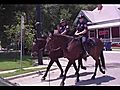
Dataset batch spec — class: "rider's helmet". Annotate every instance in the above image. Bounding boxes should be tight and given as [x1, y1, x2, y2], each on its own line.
[60, 19, 65, 23]
[78, 14, 84, 19]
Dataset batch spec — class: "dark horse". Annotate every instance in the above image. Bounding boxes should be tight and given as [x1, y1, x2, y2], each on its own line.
[31, 32, 86, 81]
[45, 34, 106, 86]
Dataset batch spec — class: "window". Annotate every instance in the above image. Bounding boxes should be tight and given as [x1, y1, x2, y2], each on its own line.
[98, 28, 110, 39]
[90, 30, 96, 38]
[111, 27, 119, 38]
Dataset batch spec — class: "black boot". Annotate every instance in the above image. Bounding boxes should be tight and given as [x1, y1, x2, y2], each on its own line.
[82, 44, 89, 61]
[78, 38, 89, 60]
[83, 50, 89, 61]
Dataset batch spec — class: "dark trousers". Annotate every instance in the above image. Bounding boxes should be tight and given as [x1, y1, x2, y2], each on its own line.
[78, 36, 88, 55]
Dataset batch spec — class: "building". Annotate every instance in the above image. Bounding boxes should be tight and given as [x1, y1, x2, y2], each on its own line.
[74, 4, 120, 44]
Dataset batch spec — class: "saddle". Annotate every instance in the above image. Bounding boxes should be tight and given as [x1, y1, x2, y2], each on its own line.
[73, 36, 97, 51]
[86, 38, 97, 48]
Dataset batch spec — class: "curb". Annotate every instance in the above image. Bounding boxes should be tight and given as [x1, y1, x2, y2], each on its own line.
[5, 67, 58, 81]
[0, 65, 48, 74]
[103, 51, 120, 53]
[0, 77, 18, 86]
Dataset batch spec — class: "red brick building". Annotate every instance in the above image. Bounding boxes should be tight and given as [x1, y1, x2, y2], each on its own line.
[74, 4, 120, 44]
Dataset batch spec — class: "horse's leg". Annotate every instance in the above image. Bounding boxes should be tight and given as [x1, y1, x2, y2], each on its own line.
[41, 59, 54, 81]
[75, 58, 86, 75]
[72, 61, 80, 84]
[98, 59, 105, 74]
[99, 50, 106, 74]
[73, 61, 78, 75]
[55, 59, 64, 77]
[78, 58, 86, 70]
[74, 61, 80, 84]
[91, 60, 99, 79]
[60, 61, 73, 86]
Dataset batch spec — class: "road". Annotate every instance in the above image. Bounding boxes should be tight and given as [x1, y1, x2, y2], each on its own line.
[9, 51, 120, 86]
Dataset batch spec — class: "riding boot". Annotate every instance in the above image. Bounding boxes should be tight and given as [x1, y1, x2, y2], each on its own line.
[82, 43, 89, 61]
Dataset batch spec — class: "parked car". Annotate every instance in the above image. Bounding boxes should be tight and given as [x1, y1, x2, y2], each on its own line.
[112, 43, 120, 47]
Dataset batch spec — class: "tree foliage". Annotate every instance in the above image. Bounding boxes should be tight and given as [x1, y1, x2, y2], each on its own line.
[0, 4, 97, 52]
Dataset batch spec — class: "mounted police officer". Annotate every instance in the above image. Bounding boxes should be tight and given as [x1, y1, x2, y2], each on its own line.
[54, 19, 69, 35]
[74, 14, 89, 60]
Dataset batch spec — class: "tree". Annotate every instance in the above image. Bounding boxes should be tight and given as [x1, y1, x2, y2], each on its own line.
[0, 4, 36, 51]
[0, 4, 97, 52]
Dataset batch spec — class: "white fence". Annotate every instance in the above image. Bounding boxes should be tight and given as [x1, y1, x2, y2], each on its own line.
[102, 38, 120, 44]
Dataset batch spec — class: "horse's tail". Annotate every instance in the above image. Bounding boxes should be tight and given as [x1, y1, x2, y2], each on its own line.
[100, 50, 106, 69]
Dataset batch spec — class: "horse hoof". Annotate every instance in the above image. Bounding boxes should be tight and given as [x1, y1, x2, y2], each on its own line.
[100, 69, 105, 74]
[41, 77, 45, 81]
[76, 79, 79, 83]
[102, 71, 105, 74]
[60, 82, 65, 86]
[81, 66, 87, 70]
[91, 76, 95, 80]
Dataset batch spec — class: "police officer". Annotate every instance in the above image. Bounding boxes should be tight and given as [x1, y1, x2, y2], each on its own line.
[54, 19, 69, 35]
[74, 15, 89, 60]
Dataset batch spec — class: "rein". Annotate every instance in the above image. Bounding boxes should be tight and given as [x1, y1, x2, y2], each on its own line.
[48, 47, 61, 53]
[37, 38, 46, 40]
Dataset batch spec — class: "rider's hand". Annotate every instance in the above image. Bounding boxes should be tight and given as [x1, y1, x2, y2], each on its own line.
[73, 35, 78, 38]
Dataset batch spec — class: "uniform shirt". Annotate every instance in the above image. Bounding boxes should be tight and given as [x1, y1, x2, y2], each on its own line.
[58, 23, 69, 34]
[76, 21, 88, 37]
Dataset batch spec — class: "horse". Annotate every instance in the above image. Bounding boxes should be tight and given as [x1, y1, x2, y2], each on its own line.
[45, 34, 106, 86]
[31, 32, 86, 81]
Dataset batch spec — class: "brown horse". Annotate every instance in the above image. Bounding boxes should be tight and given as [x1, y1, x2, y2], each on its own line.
[45, 34, 106, 86]
[31, 33, 86, 81]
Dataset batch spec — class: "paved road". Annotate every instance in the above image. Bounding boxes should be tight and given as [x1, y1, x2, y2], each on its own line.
[9, 51, 120, 86]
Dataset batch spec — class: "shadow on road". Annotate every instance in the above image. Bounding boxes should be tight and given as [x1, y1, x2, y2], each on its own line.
[73, 75, 115, 86]
[42, 72, 93, 82]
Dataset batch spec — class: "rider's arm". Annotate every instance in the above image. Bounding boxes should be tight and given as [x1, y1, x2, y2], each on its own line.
[74, 24, 88, 36]
[57, 25, 60, 31]
[75, 29, 87, 35]
[61, 25, 69, 35]
[54, 25, 59, 34]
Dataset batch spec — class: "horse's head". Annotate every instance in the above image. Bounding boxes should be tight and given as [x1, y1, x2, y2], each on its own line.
[45, 34, 73, 53]
[44, 34, 56, 53]
[31, 37, 46, 58]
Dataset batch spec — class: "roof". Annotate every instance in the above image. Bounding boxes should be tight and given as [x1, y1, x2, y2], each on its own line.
[74, 4, 120, 24]
[92, 4, 120, 23]
[88, 21, 120, 29]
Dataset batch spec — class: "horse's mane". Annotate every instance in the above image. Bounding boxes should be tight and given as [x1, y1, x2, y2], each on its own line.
[52, 34, 73, 39]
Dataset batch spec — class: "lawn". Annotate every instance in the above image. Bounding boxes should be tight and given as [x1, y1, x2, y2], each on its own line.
[0, 52, 34, 71]
[0, 51, 48, 78]
[0, 67, 47, 78]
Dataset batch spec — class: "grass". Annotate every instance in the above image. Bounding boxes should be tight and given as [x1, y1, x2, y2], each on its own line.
[0, 60, 33, 71]
[0, 52, 34, 71]
[0, 67, 47, 78]
[0, 52, 48, 78]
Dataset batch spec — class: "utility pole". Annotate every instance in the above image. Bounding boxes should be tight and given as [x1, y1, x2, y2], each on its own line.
[36, 4, 43, 65]
[20, 14, 24, 70]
